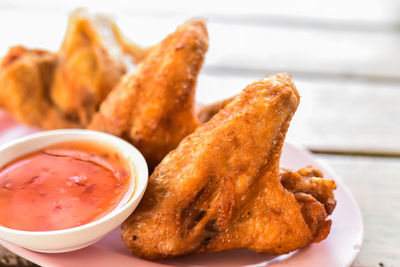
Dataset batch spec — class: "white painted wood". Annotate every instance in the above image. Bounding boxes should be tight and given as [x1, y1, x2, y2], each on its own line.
[196, 74, 400, 154]
[1, 2, 400, 79]
[1, 0, 400, 24]
[0, 2, 398, 265]
[316, 154, 400, 267]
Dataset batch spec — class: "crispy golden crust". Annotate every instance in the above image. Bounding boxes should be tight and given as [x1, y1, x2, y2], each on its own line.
[198, 100, 337, 242]
[121, 73, 336, 260]
[0, 46, 79, 129]
[280, 166, 337, 216]
[0, 9, 150, 129]
[280, 166, 337, 242]
[89, 19, 208, 169]
[50, 8, 127, 125]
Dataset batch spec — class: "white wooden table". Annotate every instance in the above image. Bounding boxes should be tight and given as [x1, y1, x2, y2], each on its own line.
[0, 0, 399, 266]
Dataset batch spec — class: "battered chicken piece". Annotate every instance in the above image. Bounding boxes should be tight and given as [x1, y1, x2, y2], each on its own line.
[89, 19, 208, 169]
[280, 166, 337, 217]
[0, 46, 78, 129]
[121, 73, 336, 260]
[199, 100, 338, 222]
[197, 98, 338, 213]
[50, 8, 127, 125]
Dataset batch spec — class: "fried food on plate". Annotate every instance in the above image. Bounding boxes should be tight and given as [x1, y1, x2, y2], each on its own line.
[89, 19, 208, 169]
[280, 166, 336, 242]
[280, 166, 337, 217]
[50, 8, 128, 125]
[0, 46, 79, 129]
[198, 99, 339, 217]
[0, 8, 148, 129]
[121, 73, 336, 260]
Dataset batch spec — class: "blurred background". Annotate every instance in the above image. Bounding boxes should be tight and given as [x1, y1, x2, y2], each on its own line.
[0, 0, 399, 266]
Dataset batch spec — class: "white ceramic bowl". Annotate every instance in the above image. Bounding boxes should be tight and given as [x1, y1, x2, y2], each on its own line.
[0, 129, 148, 253]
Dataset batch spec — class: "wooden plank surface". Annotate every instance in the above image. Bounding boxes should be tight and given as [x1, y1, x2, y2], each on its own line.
[0, 247, 35, 266]
[2, 0, 400, 25]
[197, 74, 400, 154]
[0, 10, 399, 153]
[1, 2, 400, 80]
[0, 0, 398, 156]
[316, 154, 400, 267]
[0, 0, 399, 266]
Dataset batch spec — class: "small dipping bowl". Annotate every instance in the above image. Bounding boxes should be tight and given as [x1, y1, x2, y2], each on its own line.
[0, 129, 148, 253]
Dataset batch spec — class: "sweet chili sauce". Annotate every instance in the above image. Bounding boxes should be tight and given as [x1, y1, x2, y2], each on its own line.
[0, 141, 131, 231]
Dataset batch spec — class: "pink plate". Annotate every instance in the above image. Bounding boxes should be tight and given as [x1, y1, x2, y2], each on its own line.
[0, 110, 363, 267]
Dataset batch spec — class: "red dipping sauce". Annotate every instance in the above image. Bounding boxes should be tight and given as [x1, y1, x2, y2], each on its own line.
[0, 141, 131, 231]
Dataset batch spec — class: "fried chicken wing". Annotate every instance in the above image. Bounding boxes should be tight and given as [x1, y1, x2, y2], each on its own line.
[89, 19, 208, 169]
[50, 8, 128, 125]
[121, 73, 336, 260]
[0, 46, 79, 129]
[280, 166, 337, 217]
[198, 101, 338, 220]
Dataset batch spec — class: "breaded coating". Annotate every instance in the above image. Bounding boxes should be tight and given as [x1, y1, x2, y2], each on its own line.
[121, 73, 336, 260]
[280, 166, 337, 242]
[198, 99, 338, 233]
[89, 20, 208, 169]
[0, 46, 78, 129]
[280, 166, 337, 216]
[50, 8, 127, 125]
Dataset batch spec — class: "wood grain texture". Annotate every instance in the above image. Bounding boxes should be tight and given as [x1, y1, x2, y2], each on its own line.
[1, 1, 400, 80]
[0, 0, 398, 266]
[3, 8, 398, 154]
[316, 154, 400, 267]
[0, 246, 35, 266]
[2, 0, 400, 24]
[196, 74, 400, 154]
